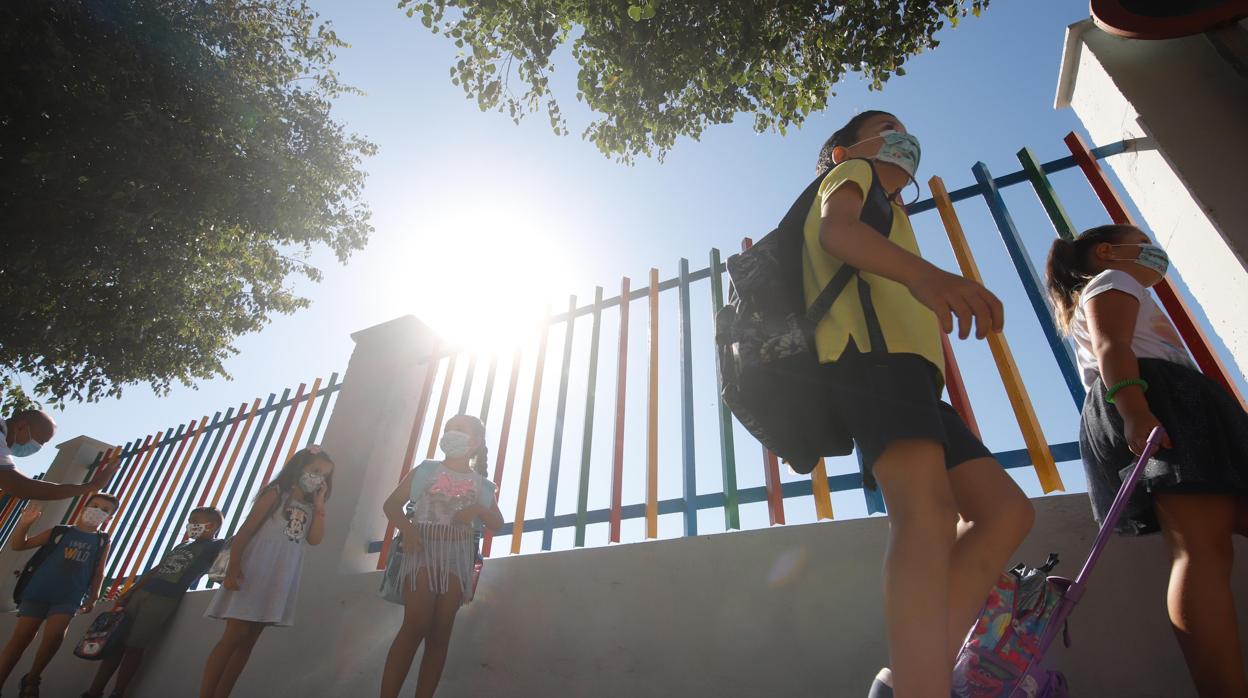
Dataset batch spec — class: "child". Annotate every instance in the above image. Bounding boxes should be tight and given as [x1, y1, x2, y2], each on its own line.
[809, 111, 1034, 698]
[83, 506, 226, 698]
[379, 414, 503, 698]
[198, 446, 333, 698]
[1045, 224, 1248, 696]
[0, 494, 117, 697]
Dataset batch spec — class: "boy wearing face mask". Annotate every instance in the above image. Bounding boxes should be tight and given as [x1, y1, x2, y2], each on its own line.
[84, 507, 225, 698]
[804, 112, 1034, 698]
[0, 494, 117, 696]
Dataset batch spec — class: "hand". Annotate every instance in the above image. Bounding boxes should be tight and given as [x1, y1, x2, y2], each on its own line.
[88, 456, 121, 491]
[451, 506, 481, 527]
[908, 267, 1004, 340]
[223, 568, 244, 591]
[79, 601, 95, 614]
[1121, 410, 1172, 457]
[112, 598, 127, 612]
[18, 503, 42, 527]
[313, 483, 328, 509]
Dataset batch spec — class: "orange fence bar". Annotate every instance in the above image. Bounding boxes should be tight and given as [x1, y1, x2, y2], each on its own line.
[511, 313, 551, 554]
[930, 176, 1063, 492]
[645, 268, 660, 539]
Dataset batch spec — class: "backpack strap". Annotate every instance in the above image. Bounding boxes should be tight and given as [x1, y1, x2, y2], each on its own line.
[802, 159, 896, 353]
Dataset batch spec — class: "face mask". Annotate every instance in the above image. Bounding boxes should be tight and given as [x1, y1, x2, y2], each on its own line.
[186, 523, 210, 538]
[80, 507, 110, 527]
[848, 130, 921, 181]
[299, 472, 325, 493]
[1112, 243, 1169, 277]
[10, 439, 41, 458]
[439, 431, 475, 459]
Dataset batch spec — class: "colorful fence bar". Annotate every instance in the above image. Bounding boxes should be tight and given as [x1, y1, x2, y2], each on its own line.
[80, 376, 341, 597]
[930, 175, 1064, 493]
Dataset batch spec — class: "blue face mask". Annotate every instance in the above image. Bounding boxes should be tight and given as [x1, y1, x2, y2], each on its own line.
[1112, 243, 1169, 277]
[10, 440, 41, 458]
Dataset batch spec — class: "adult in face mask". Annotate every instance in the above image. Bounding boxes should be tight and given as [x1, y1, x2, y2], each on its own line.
[0, 409, 121, 501]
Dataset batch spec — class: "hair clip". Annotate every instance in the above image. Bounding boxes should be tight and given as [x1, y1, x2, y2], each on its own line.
[307, 444, 322, 454]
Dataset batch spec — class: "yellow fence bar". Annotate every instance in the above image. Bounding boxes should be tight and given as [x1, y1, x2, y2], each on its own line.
[810, 459, 835, 521]
[424, 356, 457, 460]
[511, 312, 552, 554]
[929, 176, 1064, 492]
[645, 268, 660, 539]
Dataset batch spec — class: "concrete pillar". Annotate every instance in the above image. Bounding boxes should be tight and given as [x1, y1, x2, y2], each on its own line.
[0, 435, 113, 611]
[305, 314, 440, 575]
[1056, 19, 1248, 382]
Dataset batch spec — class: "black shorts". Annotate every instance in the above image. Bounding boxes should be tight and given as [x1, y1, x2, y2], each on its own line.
[820, 345, 992, 490]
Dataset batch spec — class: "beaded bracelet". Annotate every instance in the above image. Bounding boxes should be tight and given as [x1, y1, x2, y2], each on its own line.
[1105, 378, 1149, 404]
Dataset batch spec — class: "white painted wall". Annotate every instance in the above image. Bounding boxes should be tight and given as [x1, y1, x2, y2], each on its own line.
[1056, 19, 1248, 384]
[0, 493, 1241, 697]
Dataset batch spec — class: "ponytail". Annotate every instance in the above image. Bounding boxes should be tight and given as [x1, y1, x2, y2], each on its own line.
[1044, 224, 1139, 334]
[473, 443, 490, 479]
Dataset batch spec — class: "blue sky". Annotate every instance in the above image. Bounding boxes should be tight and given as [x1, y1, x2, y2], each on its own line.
[17, 1, 1247, 550]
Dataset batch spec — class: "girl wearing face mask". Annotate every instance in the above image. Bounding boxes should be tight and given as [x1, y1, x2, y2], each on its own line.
[379, 414, 503, 698]
[199, 446, 334, 698]
[0, 493, 116, 696]
[1047, 224, 1248, 695]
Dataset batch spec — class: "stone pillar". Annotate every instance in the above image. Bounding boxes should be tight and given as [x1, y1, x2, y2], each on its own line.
[306, 314, 441, 576]
[1056, 18, 1248, 383]
[0, 435, 113, 611]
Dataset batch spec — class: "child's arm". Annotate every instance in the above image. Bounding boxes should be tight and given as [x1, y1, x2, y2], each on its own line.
[8, 504, 52, 551]
[382, 470, 423, 551]
[819, 185, 1004, 340]
[81, 538, 110, 614]
[306, 485, 328, 546]
[223, 486, 279, 590]
[1086, 290, 1174, 455]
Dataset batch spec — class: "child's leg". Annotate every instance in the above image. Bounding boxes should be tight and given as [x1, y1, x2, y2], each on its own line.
[1154, 492, 1248, 697]
[873, 438, 958, 698]
[414, 577, 464, 698]
[112, 647, 145, 695]
[199, 620, 264, 698]
[0, 617, 43, 685]
[211, 620, 264, 698]
[26, 612, 72, 680]
[380, 569, 437, 698]
[945, 457, 1034, 660]
[87, 650, 124, 696]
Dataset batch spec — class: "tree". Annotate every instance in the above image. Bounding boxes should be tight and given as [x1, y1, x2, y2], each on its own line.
[400, 0, 987, 163]
[0, 0, 376, 413]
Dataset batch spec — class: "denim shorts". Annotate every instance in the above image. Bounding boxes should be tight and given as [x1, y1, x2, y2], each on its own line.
[17, 598, 81, 619]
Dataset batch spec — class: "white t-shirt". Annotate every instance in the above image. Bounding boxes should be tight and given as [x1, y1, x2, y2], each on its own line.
[0, 421, 15, 470]
[1070, 270, 1194, 389]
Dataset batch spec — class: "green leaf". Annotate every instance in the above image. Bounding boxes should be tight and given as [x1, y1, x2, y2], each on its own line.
[627, 5, 642, 21]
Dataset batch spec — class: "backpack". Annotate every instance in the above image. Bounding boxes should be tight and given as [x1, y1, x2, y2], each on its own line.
[953, 554, 1071, 698]
[73, 609, 129, 661]
[715, 159, 895, 474]
[13, 525, 109, 605]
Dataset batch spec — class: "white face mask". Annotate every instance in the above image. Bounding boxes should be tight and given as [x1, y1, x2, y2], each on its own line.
[186, 523, 210, 538]
[80, 507, 110, 528]
[1111, 243, 1169, 277]
[439, 431, 475, 459]
[299, 472, 325, 493]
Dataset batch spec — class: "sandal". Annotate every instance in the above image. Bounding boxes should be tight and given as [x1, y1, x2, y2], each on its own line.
[18, 674, 39, 698]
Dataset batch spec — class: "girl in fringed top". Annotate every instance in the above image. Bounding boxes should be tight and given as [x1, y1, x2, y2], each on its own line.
[379, 414, 502, 698]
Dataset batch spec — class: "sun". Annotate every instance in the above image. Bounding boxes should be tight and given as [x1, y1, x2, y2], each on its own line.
[389, 194, 581, 355]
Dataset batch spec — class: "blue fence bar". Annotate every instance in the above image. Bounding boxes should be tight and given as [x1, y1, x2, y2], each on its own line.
[541, 296, 578, 551]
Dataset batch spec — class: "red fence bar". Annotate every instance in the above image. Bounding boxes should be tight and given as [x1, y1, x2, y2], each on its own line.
[741, 237, 786, 525]
[1064, 131, 1247, 411]
[941, 334, 982, 439]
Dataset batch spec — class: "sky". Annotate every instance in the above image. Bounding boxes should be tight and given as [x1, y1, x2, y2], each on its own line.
[15, 1, 1248, 551]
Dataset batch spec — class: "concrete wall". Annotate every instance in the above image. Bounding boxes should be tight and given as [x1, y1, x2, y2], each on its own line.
[1056, 19, 1248, 383]
[0, 493, 1242, 697]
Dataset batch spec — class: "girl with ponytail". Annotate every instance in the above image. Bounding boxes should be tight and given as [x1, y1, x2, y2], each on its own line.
[378, 414, 502, 698]
[1045, 224, 1248, 695]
